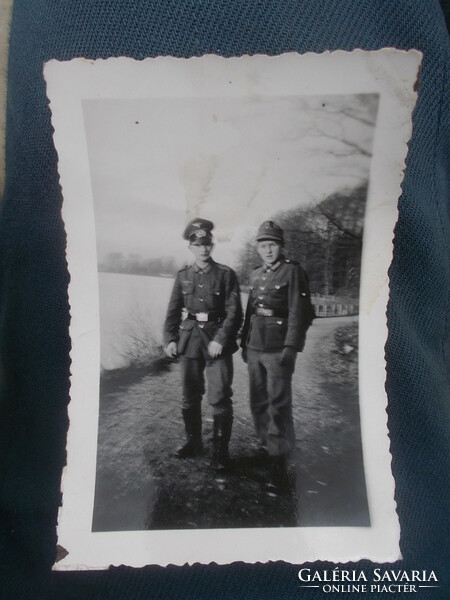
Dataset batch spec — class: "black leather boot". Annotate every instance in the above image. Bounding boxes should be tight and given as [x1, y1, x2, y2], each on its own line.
[175, 408, 203, 458]
[266, 455, 289, 495]
[211, 414, 232, 472]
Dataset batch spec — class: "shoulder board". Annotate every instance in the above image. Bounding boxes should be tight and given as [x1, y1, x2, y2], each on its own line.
[178, 264, 190, 272]
[216, 263, 231, 271]
[284, 258, 299, 265]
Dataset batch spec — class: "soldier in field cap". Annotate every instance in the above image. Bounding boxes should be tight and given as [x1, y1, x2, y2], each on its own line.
[241, 220, 315, 494]
[163, 218, 242, 472]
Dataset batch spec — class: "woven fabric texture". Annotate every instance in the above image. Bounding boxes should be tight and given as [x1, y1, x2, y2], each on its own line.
[0, 1, 449, 598]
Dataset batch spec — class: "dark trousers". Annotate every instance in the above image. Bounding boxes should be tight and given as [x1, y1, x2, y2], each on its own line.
[180, 354, 233, 417]
[247, 349, 296, 456]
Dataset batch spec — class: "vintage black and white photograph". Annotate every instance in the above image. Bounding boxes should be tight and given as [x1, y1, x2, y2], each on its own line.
[44, 51, 420, 568]
[85, 92, 375, 532]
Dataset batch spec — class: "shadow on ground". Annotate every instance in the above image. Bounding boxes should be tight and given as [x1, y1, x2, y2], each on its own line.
[92, 316, 370, 531]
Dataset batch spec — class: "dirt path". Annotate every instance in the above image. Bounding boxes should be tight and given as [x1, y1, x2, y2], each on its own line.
[93, 316, 369, 531]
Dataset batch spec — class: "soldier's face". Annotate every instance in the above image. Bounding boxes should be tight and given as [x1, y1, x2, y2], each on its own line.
[189, 240, 213, 262]
[257, 240, 282, 266]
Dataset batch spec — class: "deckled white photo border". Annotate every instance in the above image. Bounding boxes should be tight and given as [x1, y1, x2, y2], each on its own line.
[44, 50, 421, 569]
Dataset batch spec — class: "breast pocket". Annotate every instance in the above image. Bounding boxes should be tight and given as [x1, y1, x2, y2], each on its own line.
[209, 284, 223, 308]
[270, 281, 288, 308]
[181, 280, 194, 295]
[181, 280, 194, 306]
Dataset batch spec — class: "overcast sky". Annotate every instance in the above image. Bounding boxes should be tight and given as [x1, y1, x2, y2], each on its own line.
[83, 93, 377, 268]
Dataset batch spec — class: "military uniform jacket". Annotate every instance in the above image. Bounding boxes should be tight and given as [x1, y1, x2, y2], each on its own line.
[241, 257, 314, 353]
[163, 259, 242, 358]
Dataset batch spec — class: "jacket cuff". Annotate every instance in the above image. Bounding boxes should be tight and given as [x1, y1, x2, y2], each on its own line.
[213, 328, 227, 347]
[284, 336, 305, 351]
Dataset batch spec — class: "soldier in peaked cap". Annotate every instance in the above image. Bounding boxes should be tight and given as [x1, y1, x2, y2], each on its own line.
[163, 218, 242, 472]
[241, 220, 315, 494]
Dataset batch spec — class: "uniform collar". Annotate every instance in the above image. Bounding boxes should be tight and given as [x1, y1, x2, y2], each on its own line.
[263, 257, 283, 273]
[193, 258, 214, 274]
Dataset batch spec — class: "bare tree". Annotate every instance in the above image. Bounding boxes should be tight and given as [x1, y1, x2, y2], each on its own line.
[299, 94, 378, 160]
[235, 182, 368, 300]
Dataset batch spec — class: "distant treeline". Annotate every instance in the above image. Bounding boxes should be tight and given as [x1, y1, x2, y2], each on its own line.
[236, 183, 367, 300]
[99, 183, 366, 296]
[98, 253, 179, 277]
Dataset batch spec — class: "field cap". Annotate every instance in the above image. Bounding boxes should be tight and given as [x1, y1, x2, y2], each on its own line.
[256, 220, 284, 243]
[183, 218, 214, 242]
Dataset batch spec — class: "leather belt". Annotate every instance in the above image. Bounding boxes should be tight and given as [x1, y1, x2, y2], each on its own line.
[187, 311, 224, 323]
[255, 307, 288, 318]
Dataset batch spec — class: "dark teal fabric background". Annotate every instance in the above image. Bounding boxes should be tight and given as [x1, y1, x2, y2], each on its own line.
[0, 1, 449, 598]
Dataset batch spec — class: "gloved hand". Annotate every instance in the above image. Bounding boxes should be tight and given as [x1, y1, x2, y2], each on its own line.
[280, 346, 297, 369]
[241, 347, 248, 363]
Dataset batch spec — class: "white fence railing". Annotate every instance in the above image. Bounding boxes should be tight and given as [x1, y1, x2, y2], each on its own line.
[311, 295, 359, 317]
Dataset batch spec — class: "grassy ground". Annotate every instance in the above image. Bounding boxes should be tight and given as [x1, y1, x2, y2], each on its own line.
[92, 316, 369, 531]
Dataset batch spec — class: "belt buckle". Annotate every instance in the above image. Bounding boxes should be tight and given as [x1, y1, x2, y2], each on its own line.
[196, 312, 208, 322]
[258, 307, 274, 317]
